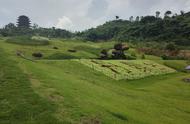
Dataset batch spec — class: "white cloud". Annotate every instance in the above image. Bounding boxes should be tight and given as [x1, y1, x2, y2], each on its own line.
[56, 16, 74, 30]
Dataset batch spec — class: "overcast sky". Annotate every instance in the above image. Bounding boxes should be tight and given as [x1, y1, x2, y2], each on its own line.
[0, 0, 190, 31]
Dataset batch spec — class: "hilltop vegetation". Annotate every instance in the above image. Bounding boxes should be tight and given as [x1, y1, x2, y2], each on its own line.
[1, 11, 190, 47]
[0, 16, 72, 38]
[80, 11, 190, 46]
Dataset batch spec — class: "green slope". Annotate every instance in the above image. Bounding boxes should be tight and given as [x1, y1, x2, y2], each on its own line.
[17, 59, 190, 124]
[0, 39, 190, 124]
[0, 48, 64, 124]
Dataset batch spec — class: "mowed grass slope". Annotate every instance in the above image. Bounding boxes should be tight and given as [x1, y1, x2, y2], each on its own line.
[0, 48, 63, 124]
[19, 59, 190, 124]
[0, 38, 190, 124]
[2, 38, 111, 60]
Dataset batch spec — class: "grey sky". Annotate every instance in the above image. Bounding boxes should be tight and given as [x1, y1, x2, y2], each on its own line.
[0, 0, 190, 31]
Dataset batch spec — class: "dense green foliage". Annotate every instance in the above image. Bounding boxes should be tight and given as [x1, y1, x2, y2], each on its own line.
[80, 11, 190, 46]
[32, 27, 73, 38]
[0, 25, 73, 38]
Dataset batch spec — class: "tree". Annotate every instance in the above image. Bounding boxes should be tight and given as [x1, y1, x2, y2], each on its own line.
[32, 23, 39, 30]
[116, 16, 119, 20]
[1, 23, 17, 36]
[173, 13, 178, 17]
[17, 15, 31, 29]
[112, 43, 129, 59]
[129, 16, 134, 22]
[164, 11, 172, 18]
[156, 11, 161, 18]
[141, 16, 157, 23]
[135, 16, 140, 22]
[4, 23, 16, 30]
[180, 10, 185, 16]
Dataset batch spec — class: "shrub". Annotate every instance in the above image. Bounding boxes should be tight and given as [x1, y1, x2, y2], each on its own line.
[68, 49, 77, 53]
[32, 53, 43, 58]
[111, 43, 129, 60]
[114, 43, 123, 51]
[114, 43, 129, 51]
[112, 50, 126, 59]
[53, 46, 58, 49]
[100, 49, 108, 59]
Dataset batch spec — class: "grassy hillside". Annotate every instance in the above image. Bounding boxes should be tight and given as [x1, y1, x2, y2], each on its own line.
[14, 57, 190, 124]
[0, 38, 190, 124]
[1, 38, 116, 60]
[6, 36, 50, 46]
[0, 48, 62, 124]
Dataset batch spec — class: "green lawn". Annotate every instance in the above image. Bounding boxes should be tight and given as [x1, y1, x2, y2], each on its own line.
[0, 38, 190, 124]
[0, 48, 62, 124]
[1, 38, 102, 60]
[18, 59, 190, 124]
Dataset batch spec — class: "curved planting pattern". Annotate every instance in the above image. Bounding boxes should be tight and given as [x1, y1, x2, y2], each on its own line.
[75, 59, 176, 80]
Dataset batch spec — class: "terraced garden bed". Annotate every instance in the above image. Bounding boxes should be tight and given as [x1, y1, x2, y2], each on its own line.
[75, 59, 176, 80]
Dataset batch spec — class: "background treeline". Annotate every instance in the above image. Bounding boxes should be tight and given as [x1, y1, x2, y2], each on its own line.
[0, 15, 73, 38]
[0, 25, 72, 38]
[78, 11, 190, 46]
[0, 11, 190, 46]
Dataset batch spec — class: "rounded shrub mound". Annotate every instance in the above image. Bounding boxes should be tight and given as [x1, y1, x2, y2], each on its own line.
[32, 52, 43, 58]
[6, 36, 50, 46]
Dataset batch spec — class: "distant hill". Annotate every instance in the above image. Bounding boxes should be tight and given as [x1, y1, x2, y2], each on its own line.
[80, 12, 190, 46]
